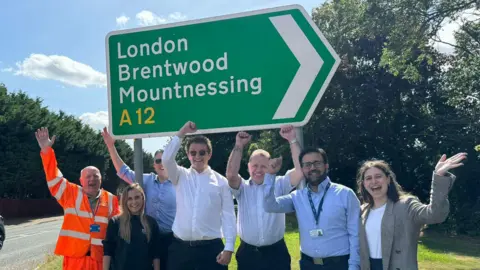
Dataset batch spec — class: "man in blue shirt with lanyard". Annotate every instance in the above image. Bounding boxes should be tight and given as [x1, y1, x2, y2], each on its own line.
[263, 147, 360, 270]
[102, 127, 176, 270]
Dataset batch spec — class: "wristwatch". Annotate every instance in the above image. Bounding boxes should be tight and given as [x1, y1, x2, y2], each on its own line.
[289, 139, 297, 144]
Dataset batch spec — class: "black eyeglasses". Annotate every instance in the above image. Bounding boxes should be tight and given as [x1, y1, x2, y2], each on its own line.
[155, 159, 162, 164]
[189, 150, 207, 156]
[301, 161, 324, 169]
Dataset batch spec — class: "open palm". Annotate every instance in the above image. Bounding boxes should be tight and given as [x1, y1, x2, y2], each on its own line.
[435, 152, 467, 176]
[35, 127, 56, 152]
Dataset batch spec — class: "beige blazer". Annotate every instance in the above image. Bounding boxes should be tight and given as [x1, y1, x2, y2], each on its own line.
[359, 172, 456, 270]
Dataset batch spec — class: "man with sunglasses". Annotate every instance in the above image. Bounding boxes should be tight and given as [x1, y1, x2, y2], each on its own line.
[225, 125, 304, 270]
[101, 127, 176, 270]
[162, 121, 236, 270]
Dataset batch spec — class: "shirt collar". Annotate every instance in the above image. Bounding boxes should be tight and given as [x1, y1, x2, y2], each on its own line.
[86, 189, 101, 200]
[154, 175, 171, 184]
[248, 178, 266, 186]
[190, 166, 212, 175]
[307, 177, 331, 193]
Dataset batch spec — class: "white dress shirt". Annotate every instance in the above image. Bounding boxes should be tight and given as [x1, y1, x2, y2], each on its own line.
[231, 171, 294, 246]
[162, 135, 236, 251]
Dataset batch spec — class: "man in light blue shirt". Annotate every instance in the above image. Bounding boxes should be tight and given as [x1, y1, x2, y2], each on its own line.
[226, 125, 303, 270]
[264, 147, 360, 270]
[102, 127, 176, 270]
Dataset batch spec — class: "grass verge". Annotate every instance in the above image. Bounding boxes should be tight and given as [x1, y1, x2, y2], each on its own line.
[36, 214, 480, 270]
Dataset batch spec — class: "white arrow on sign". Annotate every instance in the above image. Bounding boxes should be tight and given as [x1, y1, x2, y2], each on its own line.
[270, 14, 323, 120]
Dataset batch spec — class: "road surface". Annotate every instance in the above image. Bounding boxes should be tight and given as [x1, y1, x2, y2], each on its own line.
[0, 218, 62, 270]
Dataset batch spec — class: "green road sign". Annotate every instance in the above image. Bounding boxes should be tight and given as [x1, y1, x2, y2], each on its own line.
[106, 4, 340, 139]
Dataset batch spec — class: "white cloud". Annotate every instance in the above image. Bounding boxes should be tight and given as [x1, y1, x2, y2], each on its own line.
[1, 67, 13, 72]
[135, 10, 187, 26]
[168, 12, 187, 21]
[116, 15, 130, 28]
[80, 111, 109, 131]
[79, 111, 170, 154]
[136, 10, 167, 26]
[433, 8, 479, 54]
[12, 53, 106, 88]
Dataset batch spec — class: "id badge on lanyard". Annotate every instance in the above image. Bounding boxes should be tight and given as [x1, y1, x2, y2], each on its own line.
[89, 197, 101, 233]
[308, 182, 330, 238]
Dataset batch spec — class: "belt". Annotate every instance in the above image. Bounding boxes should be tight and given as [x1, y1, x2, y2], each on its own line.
[173, 235, 221, 247]
[240, 238, 285, 251]
[301, 253, 349, 265]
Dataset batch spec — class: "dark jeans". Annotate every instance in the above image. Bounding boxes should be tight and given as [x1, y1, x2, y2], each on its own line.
[236, 238, 291, 270]
[167, 237, 228, 270]
[299, 253, 349, 270]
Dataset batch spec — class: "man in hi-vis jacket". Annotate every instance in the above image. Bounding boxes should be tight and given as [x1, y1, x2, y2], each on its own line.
[35, 127, 119, 270]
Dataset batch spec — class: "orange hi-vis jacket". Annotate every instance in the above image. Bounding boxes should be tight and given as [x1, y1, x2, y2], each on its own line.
[40, 147, 120, 262]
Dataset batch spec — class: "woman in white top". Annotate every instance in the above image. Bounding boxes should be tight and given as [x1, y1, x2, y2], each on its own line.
[356, 153, 466, 270]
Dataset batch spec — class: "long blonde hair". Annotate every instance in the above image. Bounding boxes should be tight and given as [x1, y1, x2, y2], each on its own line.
[118, 183, 151, 243]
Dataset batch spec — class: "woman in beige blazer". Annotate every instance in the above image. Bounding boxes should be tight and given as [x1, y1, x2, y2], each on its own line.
[356, 152, 467, 270]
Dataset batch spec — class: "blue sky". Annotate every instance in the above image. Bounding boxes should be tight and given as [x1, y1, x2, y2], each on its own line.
[0, 0, 325, 154]
[0, 0, 462, 154]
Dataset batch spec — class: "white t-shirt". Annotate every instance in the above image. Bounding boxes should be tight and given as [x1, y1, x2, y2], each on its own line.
[365, 204, 386, 259]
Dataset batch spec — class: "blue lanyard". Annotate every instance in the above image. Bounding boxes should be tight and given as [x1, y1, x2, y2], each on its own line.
[307, 182, 330, 226]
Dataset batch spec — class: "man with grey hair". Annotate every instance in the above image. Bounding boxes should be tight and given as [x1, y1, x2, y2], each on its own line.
[102, 127, 176, 270]
[225, 125, 304, 270]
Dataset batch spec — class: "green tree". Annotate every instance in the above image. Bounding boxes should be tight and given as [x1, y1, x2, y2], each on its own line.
[0, 84, 153, 199]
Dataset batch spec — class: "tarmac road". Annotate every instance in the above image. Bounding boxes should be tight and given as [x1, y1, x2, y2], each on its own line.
[0, 218, 62, 270]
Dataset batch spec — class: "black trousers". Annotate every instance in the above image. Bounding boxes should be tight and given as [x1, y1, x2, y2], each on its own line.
[236, 238, 291, 270]
[299, 253, 349, 270]
[167, 237, 228, 270]
[159, 232, 174, 270]
[369, 258, 383, 270]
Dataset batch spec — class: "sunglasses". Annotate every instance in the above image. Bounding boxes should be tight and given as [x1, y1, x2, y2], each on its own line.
[189, 150, 207, 156]
[155, 159, 162, 164]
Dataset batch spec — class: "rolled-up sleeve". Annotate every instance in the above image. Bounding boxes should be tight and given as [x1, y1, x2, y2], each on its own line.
[229, 176, 245, 199]
[117, 164, 135, 184]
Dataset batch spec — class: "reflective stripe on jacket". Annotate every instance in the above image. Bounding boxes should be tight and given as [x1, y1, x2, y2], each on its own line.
[41, 147, 120, 261]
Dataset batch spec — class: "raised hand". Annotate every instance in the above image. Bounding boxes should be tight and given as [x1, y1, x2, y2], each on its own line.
[35, 127, 56, 152]
[101, 127, 115, 148]
[280, 125, 296, 142]
[178, 121, 197, 136]
[435, 152, 467, 176]
[268, 157, 283, 174]
[235, 132, 251, 148]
